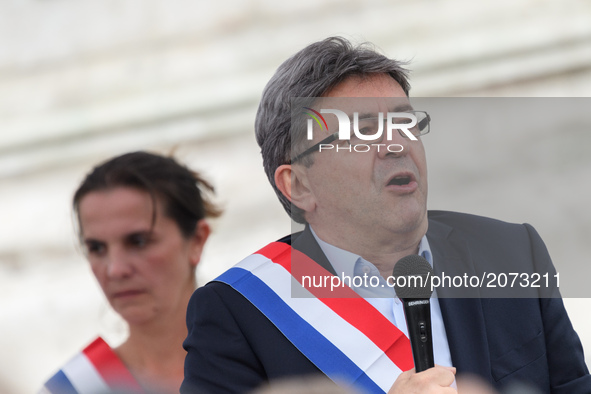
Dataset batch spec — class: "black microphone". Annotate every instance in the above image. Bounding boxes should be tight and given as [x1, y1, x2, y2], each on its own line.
[392, 254, 435, 372]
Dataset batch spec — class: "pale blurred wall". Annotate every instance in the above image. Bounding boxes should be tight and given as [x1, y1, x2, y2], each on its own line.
[1, 0, 590, 392]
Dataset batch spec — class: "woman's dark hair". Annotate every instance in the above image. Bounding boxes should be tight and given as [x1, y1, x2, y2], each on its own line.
[73, 151, 221, 239]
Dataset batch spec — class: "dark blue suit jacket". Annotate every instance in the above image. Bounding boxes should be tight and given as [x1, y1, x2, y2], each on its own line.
[181, 211, 590, 393]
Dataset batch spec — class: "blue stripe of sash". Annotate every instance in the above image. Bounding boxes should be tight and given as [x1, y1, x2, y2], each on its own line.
[216, 267, 385, 394]
[43, 370, 78, 394]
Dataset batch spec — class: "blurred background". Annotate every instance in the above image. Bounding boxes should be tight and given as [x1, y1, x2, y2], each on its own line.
[1, 0, 590, 392]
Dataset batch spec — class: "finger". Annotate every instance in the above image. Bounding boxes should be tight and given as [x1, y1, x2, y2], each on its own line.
[434, 364, 456, 375]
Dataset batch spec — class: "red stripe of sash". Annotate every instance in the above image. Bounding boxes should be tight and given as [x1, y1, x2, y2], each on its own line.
[82, 338, 143, 391]
[255, 242, 413, 372]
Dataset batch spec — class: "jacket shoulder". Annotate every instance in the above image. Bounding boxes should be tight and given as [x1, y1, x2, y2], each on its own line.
[427, 210, 536, 242]
[428, 210, 523, 229]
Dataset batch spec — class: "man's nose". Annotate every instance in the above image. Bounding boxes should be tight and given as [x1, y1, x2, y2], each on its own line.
[376, 128, 412, 160]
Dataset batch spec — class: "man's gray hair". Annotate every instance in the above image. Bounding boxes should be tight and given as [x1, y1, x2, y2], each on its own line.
[255, 36, 411, 223]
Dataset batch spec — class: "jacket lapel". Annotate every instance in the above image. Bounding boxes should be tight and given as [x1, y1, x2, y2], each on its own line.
[427, 217, 492, 382]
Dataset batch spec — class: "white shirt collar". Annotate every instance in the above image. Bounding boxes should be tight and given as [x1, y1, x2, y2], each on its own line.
[309, 225, 434, 275]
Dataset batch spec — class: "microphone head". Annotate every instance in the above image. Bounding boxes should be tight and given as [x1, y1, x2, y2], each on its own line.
[392, 254, 434, 300]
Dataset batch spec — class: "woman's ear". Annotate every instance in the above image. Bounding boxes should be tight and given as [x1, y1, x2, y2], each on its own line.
[188, 219, 211, 267]
[274, 164, 316, 214]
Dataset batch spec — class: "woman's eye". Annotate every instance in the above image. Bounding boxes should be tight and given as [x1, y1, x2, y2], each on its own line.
[128, 234, 149, 248]
[86, 242, 106, 255]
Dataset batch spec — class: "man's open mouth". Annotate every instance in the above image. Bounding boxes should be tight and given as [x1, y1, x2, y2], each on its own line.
[387, 175, 413, 186]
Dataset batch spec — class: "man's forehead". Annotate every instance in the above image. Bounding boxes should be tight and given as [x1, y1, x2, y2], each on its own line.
[311, 73, 410, 113]
[312, 96, 413, 117]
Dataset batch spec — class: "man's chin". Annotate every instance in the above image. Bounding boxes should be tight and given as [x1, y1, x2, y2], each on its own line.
[387, 207, 428, 235]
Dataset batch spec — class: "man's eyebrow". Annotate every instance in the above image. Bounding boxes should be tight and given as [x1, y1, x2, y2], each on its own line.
[355, 112, 376, 120]
[354, 105, 415, 120]
[389, 104, 414, 112]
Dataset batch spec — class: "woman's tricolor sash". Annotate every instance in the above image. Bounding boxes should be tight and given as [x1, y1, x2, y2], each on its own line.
[40, 337, 142, 394]
[215, 241, 413, 394]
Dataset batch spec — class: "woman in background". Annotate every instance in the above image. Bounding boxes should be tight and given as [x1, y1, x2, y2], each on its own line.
[41, 151, 221, 393]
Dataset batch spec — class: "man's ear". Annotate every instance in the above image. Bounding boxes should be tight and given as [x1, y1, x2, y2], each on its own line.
[274, 164, 316, 213]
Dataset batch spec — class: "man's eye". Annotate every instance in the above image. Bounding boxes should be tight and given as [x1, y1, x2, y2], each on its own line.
[392, 117, 412, 124]
[358, 127, 375, 135]
[353, 119, 383, 136]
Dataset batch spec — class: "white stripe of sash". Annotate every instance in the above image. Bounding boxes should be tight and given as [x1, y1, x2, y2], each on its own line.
[61, 353, 110, 394]
[236, 254, 403, 392]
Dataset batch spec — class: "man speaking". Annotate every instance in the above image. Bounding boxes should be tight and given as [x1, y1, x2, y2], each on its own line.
[181, 37, 590, 393]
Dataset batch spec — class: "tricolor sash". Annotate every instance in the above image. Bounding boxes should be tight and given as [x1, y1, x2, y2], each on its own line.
[40, 337, 142, 394]
[215, 241, 413, 394]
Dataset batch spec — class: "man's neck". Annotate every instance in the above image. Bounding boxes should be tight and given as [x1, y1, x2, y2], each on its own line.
[310, 221, 427, 280]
